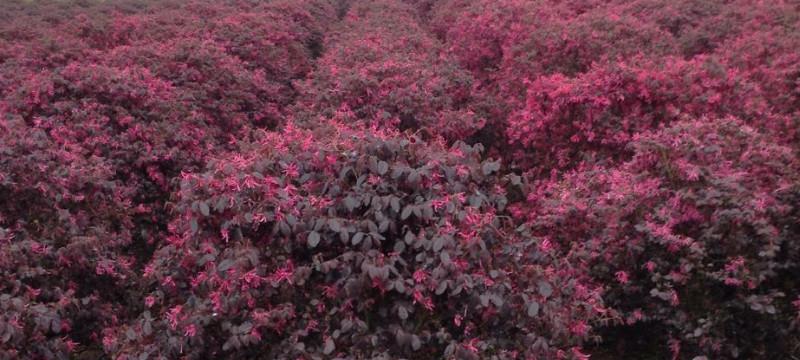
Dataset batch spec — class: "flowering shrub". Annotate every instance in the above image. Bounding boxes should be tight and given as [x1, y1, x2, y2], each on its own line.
[525, 117, 800, 358]
[715, 24, 800, 143]
[2, 0, 800, 358]
[298, 0, 487, 141]
[1, 0, 336, 358]
[500, 5, 677, 79]
[0, 108, 136, 359]
[428, 0, 675, 82]
[428, 0, 535, 78]
[618, 0, 800, 57]
[104, 120, 605, 358]
[505, 56, 771, 170]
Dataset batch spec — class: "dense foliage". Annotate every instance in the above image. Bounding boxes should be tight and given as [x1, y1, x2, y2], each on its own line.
[0, 0, 798, 359]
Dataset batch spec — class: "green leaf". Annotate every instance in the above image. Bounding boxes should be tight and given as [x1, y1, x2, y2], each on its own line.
[308, 231, 321, 248]
[323, 338, 335, 355]
[411, 335, 421, 351]
[218, 259, 235, 272]
[482, 160, 501, 175]
[199, 201, 210, 217]
[393, 240, 406, 253]
[407, 170, 420, 185]
[440, 251, 451, 264]
[435, 280, 448, 295]
[401, 205, 414, 220]
[538, 280, 553, 298]
[527, 301, 540, 317]
[398, 306, 408, 320]
[352, 232, 365, 246]
[343, 196, 359, 212]
[404, 231, 415, 245]
[328, 219, 341, 232]
[433, 237, 445, 252]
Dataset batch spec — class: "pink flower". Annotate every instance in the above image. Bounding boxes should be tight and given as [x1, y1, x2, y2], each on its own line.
[724, 257, 745, 272]
[184, 324, 197, 337]
[615, 271, 629, 284]
[283, 163, 299, 178]
[241, 270, 263, 290]
[102, 333, 116, 350]
[144, 296, 156, 308]
[412, 269, 428, 284]
[269, 261, 294, 285]
[322, 285, 338, 299]
[30, 241, 47, 254]
[367, 174, 381, 185]
[540, 238, 553, 252]
[143, 264, 155, 278]
[412, 290, 434, 311]
[669, 338, 681, 360]
[26, 286, 41, 298]
[571, 347, 591, 360]
[166, 305, 183, 330]
[305, 319, 319, 333]
[63, 337, 79, 353]
[250, 327, 262, 342]
[431, 197, 448, 211]
[644, 261, 657, 272]
[570, 321, 589, 337]
[463, 338, 480, 353]
[669, 290, 680, 306]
